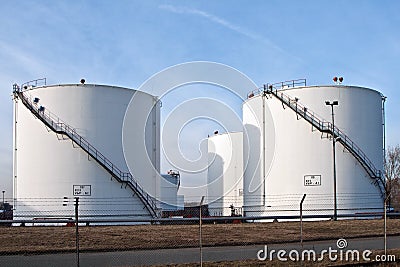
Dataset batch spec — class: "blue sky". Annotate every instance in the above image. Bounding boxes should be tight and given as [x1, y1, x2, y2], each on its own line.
[1, 1, 399, 200]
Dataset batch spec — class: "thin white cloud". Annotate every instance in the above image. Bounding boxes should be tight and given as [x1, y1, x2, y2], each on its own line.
[0, 41, 50, 76]
[159, 4, 287, 54]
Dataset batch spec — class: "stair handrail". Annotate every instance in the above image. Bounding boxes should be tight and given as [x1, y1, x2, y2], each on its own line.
[262, 84, 385, 197]
[13, 84, 159, 217]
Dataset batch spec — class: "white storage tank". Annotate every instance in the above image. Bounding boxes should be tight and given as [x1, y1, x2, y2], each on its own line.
[13, 81, 160, 221]
[207, 132, 243, 216]
[243, 82, 384, 219]
[160, 170, 181, 211]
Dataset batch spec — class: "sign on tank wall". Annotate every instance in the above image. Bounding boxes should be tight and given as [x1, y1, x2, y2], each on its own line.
[73, 185, 92, 196]
[304, 175, 321, 186]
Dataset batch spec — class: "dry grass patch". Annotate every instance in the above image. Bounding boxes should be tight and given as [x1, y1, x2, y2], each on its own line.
[0, 219, 399, 254]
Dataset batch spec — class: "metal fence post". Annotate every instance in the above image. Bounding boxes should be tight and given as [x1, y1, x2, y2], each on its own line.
[199, 196, 205, 267]
[300, 194, 306, 248]
[75, 197, 80, 267]
[384, 192, 391, 257]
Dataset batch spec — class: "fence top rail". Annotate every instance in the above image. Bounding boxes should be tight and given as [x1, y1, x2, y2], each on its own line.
[2, 213, 399, 225]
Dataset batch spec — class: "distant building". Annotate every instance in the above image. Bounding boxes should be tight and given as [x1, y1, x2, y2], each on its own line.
[0, 202, 13, 220]
[162, 203, 209, 218]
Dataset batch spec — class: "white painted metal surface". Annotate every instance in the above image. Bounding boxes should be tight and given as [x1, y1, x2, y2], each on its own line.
[207, 132, 243, 216]
[13, 83, 160, 220]
[243, 85, 384, 218]
[160, 171, 181, 211]
[123, 90, 161, 200]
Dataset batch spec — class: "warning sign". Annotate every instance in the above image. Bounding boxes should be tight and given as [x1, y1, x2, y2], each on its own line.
[73, 185, 92, 196]
[304, 175, 321, 186]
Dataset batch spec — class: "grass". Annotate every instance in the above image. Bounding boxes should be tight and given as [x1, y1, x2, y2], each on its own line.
[0, 219, 399, 255]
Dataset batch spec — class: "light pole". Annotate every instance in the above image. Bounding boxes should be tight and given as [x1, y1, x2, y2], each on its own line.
[325, 101, 339, 221]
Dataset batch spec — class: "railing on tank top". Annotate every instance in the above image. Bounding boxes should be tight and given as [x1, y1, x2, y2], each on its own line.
[13, 83, 159, 218]
[20, 78, 47, 89]
[247, 80, 385, 198]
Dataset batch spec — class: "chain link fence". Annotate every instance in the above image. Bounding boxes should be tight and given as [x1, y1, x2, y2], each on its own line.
[1, 195, 400, 266]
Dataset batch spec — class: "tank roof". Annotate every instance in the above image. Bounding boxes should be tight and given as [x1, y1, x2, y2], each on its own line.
[18, 80, 158, 98]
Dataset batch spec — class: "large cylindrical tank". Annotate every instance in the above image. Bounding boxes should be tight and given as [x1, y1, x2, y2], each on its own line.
[243, 84, 384, 218]
[13, 83, 160, 220]
[207, 132, 243, 216]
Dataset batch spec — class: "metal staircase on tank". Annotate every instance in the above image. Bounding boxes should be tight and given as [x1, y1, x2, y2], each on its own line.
[250, 79, 385, 199]
[13, 82, 160, 218]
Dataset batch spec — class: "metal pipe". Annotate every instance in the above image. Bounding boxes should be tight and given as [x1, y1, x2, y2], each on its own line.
[382, 95, 387, 199]
[262, 92, 266, 206]
[13, 95, 18, 211]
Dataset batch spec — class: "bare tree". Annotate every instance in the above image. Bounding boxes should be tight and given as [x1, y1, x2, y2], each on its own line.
[385, 145, 400, 211]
